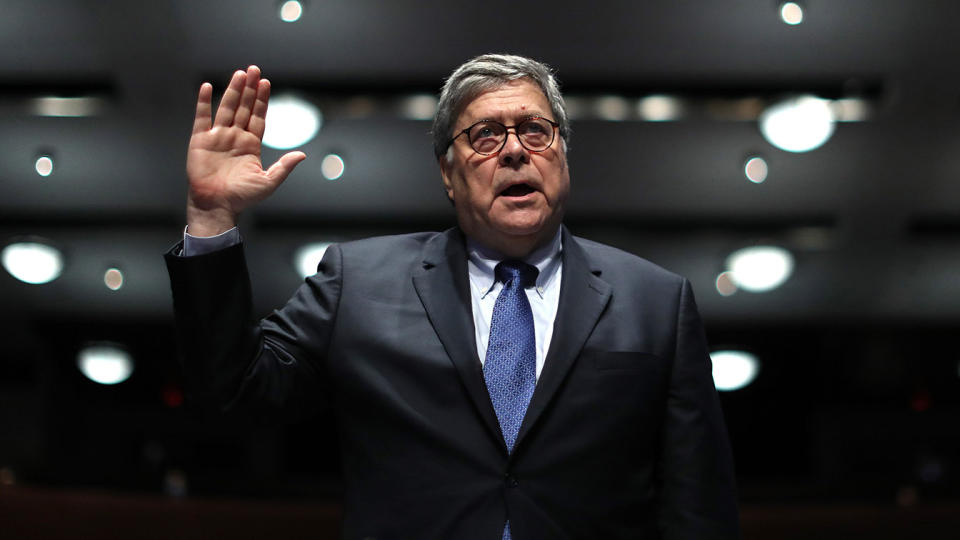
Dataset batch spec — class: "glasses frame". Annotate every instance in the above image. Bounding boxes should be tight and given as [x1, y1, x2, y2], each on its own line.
[446, 116, 560, 156]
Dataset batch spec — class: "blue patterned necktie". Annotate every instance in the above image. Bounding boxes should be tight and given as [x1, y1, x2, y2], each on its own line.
[484, 260, 538, 540]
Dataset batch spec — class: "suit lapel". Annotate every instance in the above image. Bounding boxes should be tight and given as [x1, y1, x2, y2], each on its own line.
[412, 228, 505, 447]
[514, 227, 612, 452]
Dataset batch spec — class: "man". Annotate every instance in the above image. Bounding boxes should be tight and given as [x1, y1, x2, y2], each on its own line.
[166, 54, 740, 539]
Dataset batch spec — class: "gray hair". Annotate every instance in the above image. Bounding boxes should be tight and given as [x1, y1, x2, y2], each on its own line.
[432, 53, 571, 161]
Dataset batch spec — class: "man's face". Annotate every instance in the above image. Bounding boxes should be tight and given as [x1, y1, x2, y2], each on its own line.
[440, 79, 570, 257]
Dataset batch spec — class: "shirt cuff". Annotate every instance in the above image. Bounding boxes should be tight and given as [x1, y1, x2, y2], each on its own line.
[182, 226, 241, 257]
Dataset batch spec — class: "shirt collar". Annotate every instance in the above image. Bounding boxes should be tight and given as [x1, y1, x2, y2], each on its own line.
[467, 229, 563, 299]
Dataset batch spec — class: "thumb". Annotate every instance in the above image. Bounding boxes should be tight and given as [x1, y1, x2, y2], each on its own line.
[265, 151, 307, 186]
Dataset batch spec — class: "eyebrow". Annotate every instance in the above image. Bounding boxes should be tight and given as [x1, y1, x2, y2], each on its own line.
[473, 113, 548, 124]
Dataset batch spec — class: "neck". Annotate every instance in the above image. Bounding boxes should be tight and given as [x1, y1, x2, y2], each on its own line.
[466, 225, 561, 260]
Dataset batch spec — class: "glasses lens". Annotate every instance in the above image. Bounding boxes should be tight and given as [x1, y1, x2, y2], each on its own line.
[468, 122, 506, 154]
[518, 118, 554, 151]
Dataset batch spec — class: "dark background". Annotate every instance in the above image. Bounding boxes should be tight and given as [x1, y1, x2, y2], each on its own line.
[2, 1, 959, 538]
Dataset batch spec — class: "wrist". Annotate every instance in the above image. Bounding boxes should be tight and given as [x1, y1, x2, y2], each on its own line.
[186, 200, 237, 237]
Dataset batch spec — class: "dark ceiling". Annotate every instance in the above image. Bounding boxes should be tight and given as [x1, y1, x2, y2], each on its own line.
[2, 0, 960, 515]
[4, 0, 960, 323]
[0, 0, 960, 320]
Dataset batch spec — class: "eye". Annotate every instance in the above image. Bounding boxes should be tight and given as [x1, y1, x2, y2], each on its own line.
[470, 122, 504, 140]
[519, 118, 549, 135]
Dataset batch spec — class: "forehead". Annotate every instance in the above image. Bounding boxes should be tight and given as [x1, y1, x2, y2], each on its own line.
[457, 79, 551, 126]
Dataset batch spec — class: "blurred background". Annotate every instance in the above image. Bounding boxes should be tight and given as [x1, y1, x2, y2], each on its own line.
[2, 0, 960, 538]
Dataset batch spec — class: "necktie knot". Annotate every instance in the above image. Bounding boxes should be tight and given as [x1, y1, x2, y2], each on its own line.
[495, 260, 538, 289]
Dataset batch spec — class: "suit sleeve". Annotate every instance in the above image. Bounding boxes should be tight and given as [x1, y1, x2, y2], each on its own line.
[657, 278, 741, 539]
[164, 240, 342, 421]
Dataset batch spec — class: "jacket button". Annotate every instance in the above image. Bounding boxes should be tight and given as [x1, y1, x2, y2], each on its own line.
[504, 473, 519, 487]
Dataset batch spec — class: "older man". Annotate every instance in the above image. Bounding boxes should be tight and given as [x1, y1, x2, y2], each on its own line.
[166, 54, 740, 539]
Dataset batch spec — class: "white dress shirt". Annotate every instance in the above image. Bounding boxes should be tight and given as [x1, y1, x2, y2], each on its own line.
[466, 231, 563, 380]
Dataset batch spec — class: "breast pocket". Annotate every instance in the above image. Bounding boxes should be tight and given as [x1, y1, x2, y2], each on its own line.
[589, 351, 662, 371]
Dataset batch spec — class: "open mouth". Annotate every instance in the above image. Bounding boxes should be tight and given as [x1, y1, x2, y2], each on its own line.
[499, 183, 536, 197]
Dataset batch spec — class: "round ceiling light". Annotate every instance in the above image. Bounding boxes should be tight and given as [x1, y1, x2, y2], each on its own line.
[759, 95, 835, 153]
[262, 94, 322, 150]
[2, 241, 64, 284]
[77, 344, 134, 385]
[294, 242, 333, 278]
[725, 245, 794, 292]
[710, 350, 760, 391]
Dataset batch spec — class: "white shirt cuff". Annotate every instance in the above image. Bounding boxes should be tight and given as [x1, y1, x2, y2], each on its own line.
[182, 226, 241, 257]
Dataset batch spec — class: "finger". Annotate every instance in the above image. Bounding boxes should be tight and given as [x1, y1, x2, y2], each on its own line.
[192, 82, 213, 134]
[265, 151, 307, 186]
[248, 79, 272, 140]
[213, 70, 246, 127]
[233, 65, 261, 130]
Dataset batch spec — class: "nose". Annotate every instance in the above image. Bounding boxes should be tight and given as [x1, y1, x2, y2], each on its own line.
[498, 128, 529, 167]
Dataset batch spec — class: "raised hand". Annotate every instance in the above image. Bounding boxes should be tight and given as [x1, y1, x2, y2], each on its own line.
[186, 65, 306, 236]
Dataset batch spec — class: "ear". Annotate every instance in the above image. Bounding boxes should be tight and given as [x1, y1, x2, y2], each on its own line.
[439, 157, 455, 201]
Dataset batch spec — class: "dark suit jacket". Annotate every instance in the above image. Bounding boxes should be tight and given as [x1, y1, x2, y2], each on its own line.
[165, 226, 740, 540]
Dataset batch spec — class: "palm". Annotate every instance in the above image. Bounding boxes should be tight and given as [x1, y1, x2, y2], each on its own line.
[188, 127, 269, 212]
[186, 66, 305, 231]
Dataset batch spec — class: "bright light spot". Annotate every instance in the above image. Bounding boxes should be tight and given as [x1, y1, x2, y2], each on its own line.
[320, 154, 345, 180]
[725, 245, 794, 292]
[710, 350, 760, 391]
[279, 0, 303, 22]
[35, 156, 53, 176]
[832, 98, 870, 122]
[262, 94, 322, 149]
[595, 96, 630, 121]
[715, 271, 738, 296]
[759, 95, 835, 152]
[401, 94, 438, 120]
[780, 2, 804, 25]
[104, 267, 124, 290]
[638, 95, 683, 121]
[294, 242, 333, 278]
[77, 344, 134, 385]
[2, 241, 63, 284]
[30, 96, 104, 117]
[744, 156, 769, 183]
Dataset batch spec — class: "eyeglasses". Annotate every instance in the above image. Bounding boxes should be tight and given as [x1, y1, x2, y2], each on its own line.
[447, 116, 559, 156]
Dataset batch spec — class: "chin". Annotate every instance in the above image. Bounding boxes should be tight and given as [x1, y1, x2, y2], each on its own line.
[493, 215, 547, 236]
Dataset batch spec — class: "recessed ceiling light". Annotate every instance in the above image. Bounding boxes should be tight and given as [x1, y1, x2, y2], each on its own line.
[321, 154, 345, 181]
[279, 1, 303, 22]
[400, 94, 438, 120]
[715, 271, 738, 296]
[2, 241, 64, 284]
[30, 96, 104, 117]
[262, 94, 322, 149]
[104, 267, 124, 290]
[780, 2, 804, 25]
[710, 350, 760, 391]
[744, 156, 768, 183]
[35, 155, 53, 177]
[77, 344, 134, 385]
[725, 245, 794, 292]
[637, 95, 683, 122]
[595, 96, 630, 121]
[294, 242, 333, 278]
[759, 95, 835, 152]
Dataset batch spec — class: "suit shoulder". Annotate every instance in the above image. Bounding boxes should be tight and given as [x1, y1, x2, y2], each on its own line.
[334, 231, 443, 269]
[572, 235, 686, 287]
